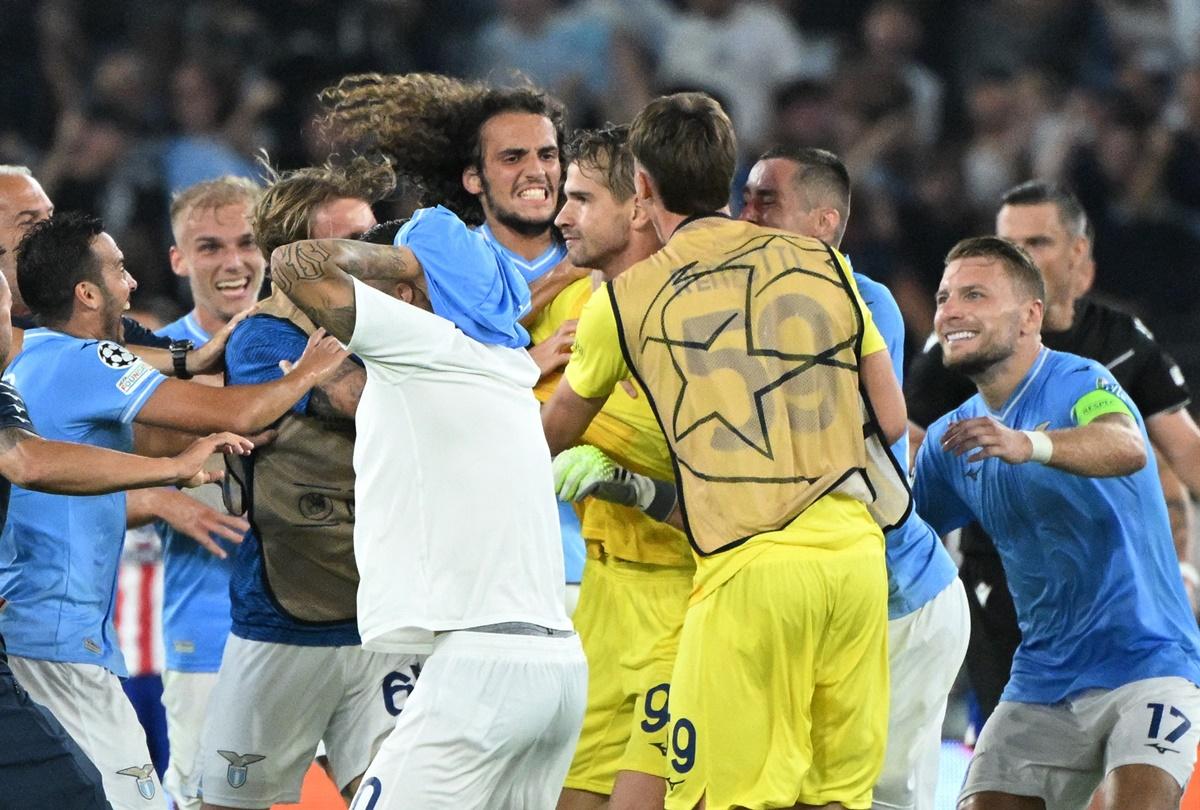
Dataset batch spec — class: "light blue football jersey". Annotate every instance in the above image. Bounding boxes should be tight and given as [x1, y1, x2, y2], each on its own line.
[155, 314, 237, 672]
[0, 328, 166, 675]
[854, 271, 958, 619]
[915, 347, 1200, 703]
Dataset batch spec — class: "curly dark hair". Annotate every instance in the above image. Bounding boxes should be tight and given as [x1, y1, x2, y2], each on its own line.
[318, 73, 566, 225]
[17, 212, 105, 326]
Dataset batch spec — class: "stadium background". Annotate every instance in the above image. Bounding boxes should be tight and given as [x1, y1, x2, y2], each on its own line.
[3, 0, 1200, 807]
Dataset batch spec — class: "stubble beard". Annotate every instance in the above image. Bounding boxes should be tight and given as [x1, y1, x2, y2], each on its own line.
[480, 175, 558, 239]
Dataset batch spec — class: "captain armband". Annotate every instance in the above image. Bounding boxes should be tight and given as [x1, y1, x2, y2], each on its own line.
[1071, 388, 1134, 427]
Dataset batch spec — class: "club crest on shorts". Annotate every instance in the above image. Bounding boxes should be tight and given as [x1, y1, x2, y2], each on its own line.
[218, 750, 266, 788]
[97, 340, 137, 369]
[116, 764, 156, 800]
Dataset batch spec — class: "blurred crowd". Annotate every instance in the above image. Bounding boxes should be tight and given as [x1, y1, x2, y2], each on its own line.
[2, 0, 1199, 380]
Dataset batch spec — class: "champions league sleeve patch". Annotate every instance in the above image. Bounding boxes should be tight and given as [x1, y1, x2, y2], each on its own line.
[97, 340, 138, 369]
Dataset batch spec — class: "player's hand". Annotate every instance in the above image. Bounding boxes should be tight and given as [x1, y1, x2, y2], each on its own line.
[187, 306, 257, 376]
[172, 432, 254, 489]
[529, 320, 576, 378]
[291, 328, 351, 384]
[941, 416, 1034, 465]
[552, 445, 643, 507]
[151, 488, 250, 559]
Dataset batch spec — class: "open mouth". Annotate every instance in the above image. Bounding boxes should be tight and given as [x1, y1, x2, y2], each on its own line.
[215, 278, 251, 299]
[942, 330, 979, 346]
[517, 187, 550, 202]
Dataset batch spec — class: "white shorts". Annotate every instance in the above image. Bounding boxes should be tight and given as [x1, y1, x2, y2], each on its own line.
[161, 669, 218, 810]
[876, 578, 970, 810]
[350, 630, 588, 810]
[961, 676, 1200, 809]
[197, 636, 422, 808]
[7, 656, 162, 810]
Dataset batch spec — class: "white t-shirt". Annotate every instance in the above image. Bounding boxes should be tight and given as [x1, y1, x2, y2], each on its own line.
[347, 278, 571, 653]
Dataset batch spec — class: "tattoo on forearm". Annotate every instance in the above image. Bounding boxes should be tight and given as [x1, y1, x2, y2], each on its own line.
[273, 242, 332, 292]
[342, 246, 417, 285]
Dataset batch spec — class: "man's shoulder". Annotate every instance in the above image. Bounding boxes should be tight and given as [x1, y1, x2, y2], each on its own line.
[1044, 348, 1107, 379]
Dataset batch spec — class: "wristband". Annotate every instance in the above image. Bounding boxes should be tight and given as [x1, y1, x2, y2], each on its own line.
[1181, 562, 1200, 590]
[1022, 430, 1053, 464]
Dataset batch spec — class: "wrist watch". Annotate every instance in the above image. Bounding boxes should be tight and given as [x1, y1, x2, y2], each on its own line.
[170, 339, 195, 380]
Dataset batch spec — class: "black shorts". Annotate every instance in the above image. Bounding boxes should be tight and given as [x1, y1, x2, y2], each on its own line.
[0, 665, 110, 810]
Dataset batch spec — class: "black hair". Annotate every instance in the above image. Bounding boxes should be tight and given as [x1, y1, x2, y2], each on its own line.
[17, 212, 106, 326]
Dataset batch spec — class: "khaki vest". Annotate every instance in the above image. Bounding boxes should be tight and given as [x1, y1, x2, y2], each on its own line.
[223, 290, 359, 622]
[608, 219, 910, 554]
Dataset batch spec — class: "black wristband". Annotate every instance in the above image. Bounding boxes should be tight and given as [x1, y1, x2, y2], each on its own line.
[643, 479, 678, 523]
[170, 339, 194, 380]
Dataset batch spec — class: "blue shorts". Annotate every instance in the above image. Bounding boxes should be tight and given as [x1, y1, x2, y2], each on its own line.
[0, 663, 110, 810]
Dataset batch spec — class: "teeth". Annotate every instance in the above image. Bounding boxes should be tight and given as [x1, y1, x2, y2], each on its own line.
[216, 280, 247, 290]
[944, 331, 977, 342]
[518, 188, 548, 200]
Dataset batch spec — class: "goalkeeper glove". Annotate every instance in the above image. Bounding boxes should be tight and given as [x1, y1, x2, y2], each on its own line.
[551, 445, 677, 522]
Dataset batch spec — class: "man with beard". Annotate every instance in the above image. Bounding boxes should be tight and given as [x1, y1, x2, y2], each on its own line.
[915, 236, 1200, 810]
[0, 212, 347, 809]
[905, 181, 1200, 727]
[0, 262, 251, 810]
[320, 72, 590, 597]
[543, 126, 693, 810]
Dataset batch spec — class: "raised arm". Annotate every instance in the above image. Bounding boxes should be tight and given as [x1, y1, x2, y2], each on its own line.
[135, 329, 348, 435]
[940, 412, 1147, 477]
[270, 239, 426, 343]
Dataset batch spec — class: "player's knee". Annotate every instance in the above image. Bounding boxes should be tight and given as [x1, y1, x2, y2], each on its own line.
[1102, 764, 1182, 810]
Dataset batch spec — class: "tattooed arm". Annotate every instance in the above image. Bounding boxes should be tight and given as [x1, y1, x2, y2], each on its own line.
[270, 239, 428, 343]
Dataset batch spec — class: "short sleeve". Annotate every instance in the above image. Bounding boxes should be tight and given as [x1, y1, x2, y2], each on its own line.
[855, 274, 905, 384]
[1059, 362, 1138, 427]
[226, 316, 315, 416]
[0, 381, 36, 435]
[73, 340, 168, 424]
[913, 425, 975, 535]
[836, 253, 885, 357]
[346, 276, 454, 368]
[564, 286, 630, 400]
[1121, 317, 1190, 418]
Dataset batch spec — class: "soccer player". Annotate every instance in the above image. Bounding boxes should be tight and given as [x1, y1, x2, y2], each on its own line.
[0, 165, 242, 375]
[905, 181, 1200, 724]
[739, 146, 969, 810]
[153, 176, 266, 810]
[914, 236, 1200, 810]
[194, 162, 420, 810]
[544, 126, 692, 810]
[0, 265, 249, 810]
[541, 93, 910, 810]
[1, 212, 346, 809]
[320, 71, 591, 596]
[271, 205, 586, 809]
